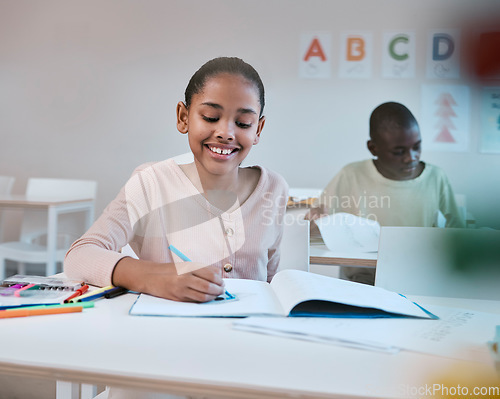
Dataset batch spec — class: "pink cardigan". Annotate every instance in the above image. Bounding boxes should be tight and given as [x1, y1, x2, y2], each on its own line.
[64, 159, 288, 287]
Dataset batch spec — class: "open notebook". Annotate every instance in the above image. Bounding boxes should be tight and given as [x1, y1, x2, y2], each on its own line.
[129, 269, 437, 319]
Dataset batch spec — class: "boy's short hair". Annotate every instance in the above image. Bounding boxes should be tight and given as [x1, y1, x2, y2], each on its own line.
[369, 102, 418, 140]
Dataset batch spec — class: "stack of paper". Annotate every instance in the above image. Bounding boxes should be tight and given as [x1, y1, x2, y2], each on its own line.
[233, 305, 500, 363]
[315, 213, 380, 253]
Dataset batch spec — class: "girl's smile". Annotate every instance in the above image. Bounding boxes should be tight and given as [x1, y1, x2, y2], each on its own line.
[206, 144, 239, 158]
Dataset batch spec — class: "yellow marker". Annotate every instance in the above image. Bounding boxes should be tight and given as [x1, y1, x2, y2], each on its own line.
[68, 285, 114, 303]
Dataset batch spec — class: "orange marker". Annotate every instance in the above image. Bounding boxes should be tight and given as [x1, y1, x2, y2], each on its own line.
[0, 306, 83, 319]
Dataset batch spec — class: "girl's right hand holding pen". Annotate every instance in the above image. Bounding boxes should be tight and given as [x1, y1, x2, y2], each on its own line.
[112, 257, 224, 303]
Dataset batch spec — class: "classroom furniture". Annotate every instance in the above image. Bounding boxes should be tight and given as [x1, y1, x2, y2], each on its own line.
[0, 178, 97, 279]
[309, 243, 377, 268]
[276, 217, 310, 272]
[0, 176, 15, 195]
[375, 226, 500, 300]
[0, 291, 498, 399]
[285, 199, 378, 278]
[0, 176, 15, 242]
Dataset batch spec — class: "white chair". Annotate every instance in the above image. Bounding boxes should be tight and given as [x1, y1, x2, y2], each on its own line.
[0, 178, 97, 279]
[277, 216, 310, 272]
[375, 226, 500, 300]
[0, 176, 15, 242]
[0, 175, 15, 194]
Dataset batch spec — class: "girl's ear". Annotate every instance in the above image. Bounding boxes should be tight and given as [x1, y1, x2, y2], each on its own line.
[367, 139, 377, 157]
[176, 102, 189, 134]
[253, 116, 266, 145]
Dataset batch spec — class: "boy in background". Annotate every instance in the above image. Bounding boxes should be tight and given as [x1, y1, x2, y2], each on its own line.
[306, 102, 464, 284]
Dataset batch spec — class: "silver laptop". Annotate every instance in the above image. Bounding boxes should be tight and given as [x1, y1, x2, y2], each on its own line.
[375, 226, 500, 300]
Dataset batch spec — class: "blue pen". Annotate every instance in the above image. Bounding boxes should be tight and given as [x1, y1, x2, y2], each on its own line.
[168, 245, 192, 262]
[167, 245, 234, 300]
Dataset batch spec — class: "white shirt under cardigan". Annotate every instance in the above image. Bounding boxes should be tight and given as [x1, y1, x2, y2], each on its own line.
[318, 159, 465, 228]
[64, 158, 289, 287]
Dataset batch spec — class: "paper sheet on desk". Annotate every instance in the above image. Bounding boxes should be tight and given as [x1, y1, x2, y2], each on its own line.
[233, 305, 500, 363]
[315, 213, 380, 253]
[233, 317, 400, 354]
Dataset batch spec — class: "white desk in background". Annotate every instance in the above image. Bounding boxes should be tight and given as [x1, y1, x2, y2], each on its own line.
[0, 293, 498, 399]
[0, 195, 95, 276]
[309, 243, 377, 268]
[285, 207, 378, 271]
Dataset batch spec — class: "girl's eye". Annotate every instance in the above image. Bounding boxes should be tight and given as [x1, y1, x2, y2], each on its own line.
[236, 121, 252, 129]
[202, 116, 219, 123]
[392, 151, 404, 156]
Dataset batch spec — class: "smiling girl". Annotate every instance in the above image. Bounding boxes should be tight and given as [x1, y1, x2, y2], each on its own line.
[64, 57, 288, 302]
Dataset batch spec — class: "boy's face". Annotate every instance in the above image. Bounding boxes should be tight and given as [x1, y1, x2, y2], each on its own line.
[367, 123, 422, 181]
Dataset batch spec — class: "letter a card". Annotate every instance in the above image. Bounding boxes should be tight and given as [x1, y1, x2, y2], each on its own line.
[299, 32, 331, 79]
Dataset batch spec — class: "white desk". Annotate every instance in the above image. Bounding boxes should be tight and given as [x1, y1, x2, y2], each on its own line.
[285, 207, 378, 270]
[0, 293, 498, 399]
[0, 195, 95, 276]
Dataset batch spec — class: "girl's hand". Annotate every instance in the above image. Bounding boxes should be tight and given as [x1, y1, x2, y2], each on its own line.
[162, 263, 225, 303]
[112, 258, 224, 303]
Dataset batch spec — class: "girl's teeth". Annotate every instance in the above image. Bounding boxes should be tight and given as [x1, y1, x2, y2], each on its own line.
[210, 147, 232, 155]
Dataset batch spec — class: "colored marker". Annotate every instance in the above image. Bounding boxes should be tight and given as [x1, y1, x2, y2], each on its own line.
[20, 302, 95, 311]
[104, 287, 128, 299]
[69, 285, 114, 303]
[0, 306, 83, 319]
[63, 284, 89, 303]
[1, 284, 24, 296]
[78, 286, 117, 302]
[167, 245, 233, 300]
[18, 284, 42, 297]
[14, 284, 36, 297]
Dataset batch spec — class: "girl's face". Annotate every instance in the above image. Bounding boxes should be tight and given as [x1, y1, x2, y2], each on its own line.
[177, 73, 265, 179]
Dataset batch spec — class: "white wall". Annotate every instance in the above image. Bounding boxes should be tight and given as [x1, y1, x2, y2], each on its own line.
[1, 0, 500, 231]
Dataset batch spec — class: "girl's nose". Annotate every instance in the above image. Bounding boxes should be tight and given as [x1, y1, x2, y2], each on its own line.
[215, 122, 235, 141]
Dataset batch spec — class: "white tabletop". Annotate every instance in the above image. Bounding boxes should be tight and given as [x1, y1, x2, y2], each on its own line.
[0, 293, 498, 398]
[0, 194, 94, 208]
